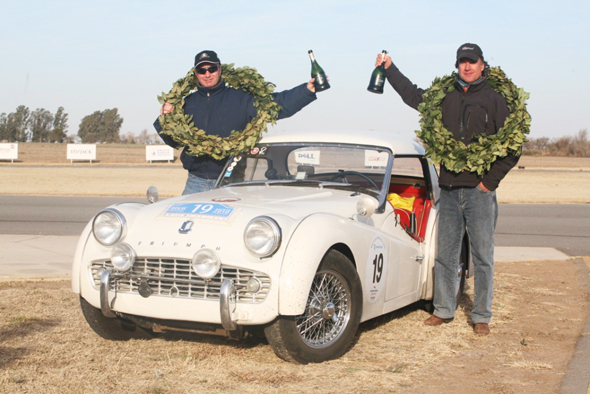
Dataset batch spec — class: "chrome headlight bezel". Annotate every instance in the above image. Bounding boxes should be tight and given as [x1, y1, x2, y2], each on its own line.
[110, 242, 135, 272]
[92, 208, 126, 246]
[244, 216, 282, 258]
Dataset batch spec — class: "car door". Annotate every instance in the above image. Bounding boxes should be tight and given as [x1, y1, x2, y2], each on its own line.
[381, 156, 429, 304]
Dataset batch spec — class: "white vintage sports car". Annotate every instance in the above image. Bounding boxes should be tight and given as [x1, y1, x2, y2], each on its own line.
[72, 130, 471, 364]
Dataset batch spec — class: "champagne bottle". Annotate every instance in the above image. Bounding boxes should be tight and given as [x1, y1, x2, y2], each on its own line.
[367, 50, 388, 94]
[308, 50, 330, 92]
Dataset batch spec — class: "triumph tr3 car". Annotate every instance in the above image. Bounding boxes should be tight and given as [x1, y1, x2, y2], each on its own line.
[72, 130, 470, 364]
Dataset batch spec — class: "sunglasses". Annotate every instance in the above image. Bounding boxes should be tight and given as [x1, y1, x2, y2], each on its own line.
[195, 65, 219, 74]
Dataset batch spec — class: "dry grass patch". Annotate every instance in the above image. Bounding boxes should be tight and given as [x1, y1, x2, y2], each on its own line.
[1, 258, 587, 393]
[0, 167, 186, 198]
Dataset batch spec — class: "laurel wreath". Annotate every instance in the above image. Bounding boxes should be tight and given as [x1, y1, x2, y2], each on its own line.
[416, 66, 531, 175]
[157, 64, 281, 160]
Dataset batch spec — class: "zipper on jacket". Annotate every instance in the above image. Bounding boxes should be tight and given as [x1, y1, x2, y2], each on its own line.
[458, 94, 466, 141]
[204, 91, 210, 131]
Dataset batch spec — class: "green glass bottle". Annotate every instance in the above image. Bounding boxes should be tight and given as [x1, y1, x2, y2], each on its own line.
[308, 50, 330, 92]
[367, 50, 388, 94]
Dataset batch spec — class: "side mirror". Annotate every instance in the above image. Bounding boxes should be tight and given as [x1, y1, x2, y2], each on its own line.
[356, 197, 378, 217]
[146, 186, 159, 204]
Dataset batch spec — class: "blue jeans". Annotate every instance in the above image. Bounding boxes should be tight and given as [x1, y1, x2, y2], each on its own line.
[182, 173, 217, 195]
[433, 187, 498, 324]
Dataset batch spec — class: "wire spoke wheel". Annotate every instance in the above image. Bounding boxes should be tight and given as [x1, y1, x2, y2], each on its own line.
[264, 250, 362, 363]
[295, 270, 351, 348]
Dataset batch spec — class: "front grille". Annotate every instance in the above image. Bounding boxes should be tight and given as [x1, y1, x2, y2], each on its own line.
[90, 257, 271, 303]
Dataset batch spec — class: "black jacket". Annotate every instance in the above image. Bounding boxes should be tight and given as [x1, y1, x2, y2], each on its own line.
[155, 81, 316, 179]
[385, 64, 518, 191]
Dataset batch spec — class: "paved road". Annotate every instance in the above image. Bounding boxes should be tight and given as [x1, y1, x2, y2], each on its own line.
[496, 204, 590, 257]
[0, 196, 144, 235]
[1, 196, 589, 256]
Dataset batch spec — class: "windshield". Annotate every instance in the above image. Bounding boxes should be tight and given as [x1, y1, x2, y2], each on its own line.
[219, 143, 392, 195]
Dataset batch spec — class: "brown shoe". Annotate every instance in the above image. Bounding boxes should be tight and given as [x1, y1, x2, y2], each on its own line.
[424, 315, 453, 326]
[473, 323, 490, 335]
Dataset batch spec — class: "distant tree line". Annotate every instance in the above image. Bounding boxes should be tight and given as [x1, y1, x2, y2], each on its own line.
[1, 105, 163, 145]
[77, 108, 123, 143]
[0, 105, 69, 142]
[524, 129, 590, 157]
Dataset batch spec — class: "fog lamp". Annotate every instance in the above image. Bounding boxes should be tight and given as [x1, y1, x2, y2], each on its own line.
[110, 243, 135, 272]
[192, 249, 221, 279]
[246, 277, 262, 293]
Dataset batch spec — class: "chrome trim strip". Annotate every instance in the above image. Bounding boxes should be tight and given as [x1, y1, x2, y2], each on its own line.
[220, 279, 237, 331]
[100, 269, 116, 318]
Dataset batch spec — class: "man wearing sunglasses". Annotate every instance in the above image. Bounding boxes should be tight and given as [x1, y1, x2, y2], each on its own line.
[375, 43, 520, 336]
[155, 50, 318, 195]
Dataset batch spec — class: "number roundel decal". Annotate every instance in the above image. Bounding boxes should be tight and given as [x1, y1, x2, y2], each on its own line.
[365, 236, 387, 303]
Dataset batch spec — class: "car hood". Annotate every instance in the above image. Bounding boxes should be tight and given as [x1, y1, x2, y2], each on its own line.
[111, 184, 376, 235]
[155, 184, 371, 220]
[95, 185, 378, 259]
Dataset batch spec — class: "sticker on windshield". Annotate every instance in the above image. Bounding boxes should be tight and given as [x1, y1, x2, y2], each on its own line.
[295, 150, 320, 165]
[223, 156, 242, 178]
[250, 147, 267, 155]
[365, 236, 388, 303]
[164, 203, 235, 221]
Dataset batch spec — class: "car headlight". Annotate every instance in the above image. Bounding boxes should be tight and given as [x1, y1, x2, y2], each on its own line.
[244, 216, 281, 258]
[110, 243, 135, 272]
[192, 249, 221, 279]
[93, 208, 126, 246]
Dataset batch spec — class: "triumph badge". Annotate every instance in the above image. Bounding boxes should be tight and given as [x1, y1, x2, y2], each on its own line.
[179, 220, 194, 234]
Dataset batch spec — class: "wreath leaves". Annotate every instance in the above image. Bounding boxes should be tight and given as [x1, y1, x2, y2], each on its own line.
[157, 64, 282, 160]
[416, 66, 531, 175]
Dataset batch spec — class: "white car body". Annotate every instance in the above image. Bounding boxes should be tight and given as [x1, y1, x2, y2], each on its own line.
[72, 130, 469, 363]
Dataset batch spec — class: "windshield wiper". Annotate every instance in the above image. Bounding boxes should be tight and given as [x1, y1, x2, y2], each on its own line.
[322, 183, 380, 194]
[266, 180, 322, 187]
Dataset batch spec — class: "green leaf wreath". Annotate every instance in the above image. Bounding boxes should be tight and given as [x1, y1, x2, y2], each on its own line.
[157, 64, 282, 160]
[416, 66, 531, 175]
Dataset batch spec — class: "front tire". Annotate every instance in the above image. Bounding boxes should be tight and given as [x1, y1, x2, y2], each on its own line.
[265, 250, 362, 364]
[79, 297, 156, 340]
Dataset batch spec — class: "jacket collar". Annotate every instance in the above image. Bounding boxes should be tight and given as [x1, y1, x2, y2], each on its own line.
[197, 79, 226, 96]
[454, 77, 487, 93]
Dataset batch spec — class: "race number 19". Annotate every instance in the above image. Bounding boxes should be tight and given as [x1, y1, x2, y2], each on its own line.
[365, 236, 387, 303]
[372, 253, 383, 283]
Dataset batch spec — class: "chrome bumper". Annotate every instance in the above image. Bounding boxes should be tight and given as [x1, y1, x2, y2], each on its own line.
[100, 270, 239, 331]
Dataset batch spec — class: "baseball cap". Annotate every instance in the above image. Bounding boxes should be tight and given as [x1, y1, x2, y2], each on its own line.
[456, 43, 484, 62]
[194, 50, 220, 67]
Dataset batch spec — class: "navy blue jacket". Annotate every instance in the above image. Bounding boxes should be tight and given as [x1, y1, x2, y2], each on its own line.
[155, 81, 316, 179]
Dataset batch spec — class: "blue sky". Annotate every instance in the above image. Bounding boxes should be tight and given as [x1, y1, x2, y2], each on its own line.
[1, 0, 588, 140]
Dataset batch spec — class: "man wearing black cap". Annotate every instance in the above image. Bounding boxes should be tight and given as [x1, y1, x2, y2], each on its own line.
[375, 44, 519, 335]
[155, 50, 318, 195]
